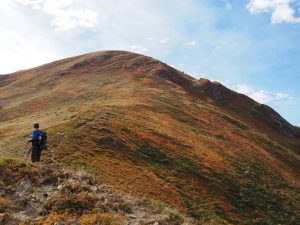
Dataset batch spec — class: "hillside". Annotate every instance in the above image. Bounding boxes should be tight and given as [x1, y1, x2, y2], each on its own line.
[0, 158, 194, 224]
[0, 51, 299, 224]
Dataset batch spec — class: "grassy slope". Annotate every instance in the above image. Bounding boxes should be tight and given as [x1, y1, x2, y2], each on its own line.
[0, 51, 299, 224]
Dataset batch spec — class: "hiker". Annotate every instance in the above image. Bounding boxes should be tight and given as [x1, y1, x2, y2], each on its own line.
[29, 122, 42, 163]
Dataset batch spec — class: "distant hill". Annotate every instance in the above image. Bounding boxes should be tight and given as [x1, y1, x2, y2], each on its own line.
[0, 51, 299, 224]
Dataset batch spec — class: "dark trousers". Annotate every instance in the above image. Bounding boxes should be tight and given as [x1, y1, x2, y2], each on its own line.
[31, 145, 41, 163]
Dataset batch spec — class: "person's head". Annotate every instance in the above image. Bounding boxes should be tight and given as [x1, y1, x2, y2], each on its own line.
[33, 122, 39, 129]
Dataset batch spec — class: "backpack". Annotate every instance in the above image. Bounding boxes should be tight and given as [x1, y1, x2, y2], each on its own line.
[39, 130, 48, 150]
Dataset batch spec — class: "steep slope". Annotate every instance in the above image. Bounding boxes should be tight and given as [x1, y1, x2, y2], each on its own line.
[0, 51, 299, 224]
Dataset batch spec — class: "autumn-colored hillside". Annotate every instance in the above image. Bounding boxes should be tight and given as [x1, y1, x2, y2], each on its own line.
[0, 51, 299, 224]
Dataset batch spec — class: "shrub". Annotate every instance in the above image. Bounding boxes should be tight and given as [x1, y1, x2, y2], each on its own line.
[141, 197, 188, 225]
[141, 197, 170, 212]
[50, 193, 99, 213]
[0, 197, 13, 213]
[0, 158, 35, 184]
[26, 213, 69, 225]
[79, 213, 124, 225]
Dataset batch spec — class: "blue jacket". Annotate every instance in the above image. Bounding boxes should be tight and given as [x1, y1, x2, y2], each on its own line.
[32, 129, 41, 145]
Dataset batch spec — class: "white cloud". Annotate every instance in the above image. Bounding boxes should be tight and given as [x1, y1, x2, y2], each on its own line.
[250, 90, 274, 103]
[183, 40, 197, 46]
[130, 45, 148, 54]
[0, 1, 64, 74]
[247, 0, 300, 24]
[235, 84, 290, 103]
[0, 0, 12, 9]
[14, 0, 44, 8]
[14, 0, 99, 30]
[0, 30, 63, 74]
[2, 0, 194, 73]
[160, 38, 170, 44]
[50, 8, 98, 30]
[236, 84, 254, 95]
[275, 92, 290, 100]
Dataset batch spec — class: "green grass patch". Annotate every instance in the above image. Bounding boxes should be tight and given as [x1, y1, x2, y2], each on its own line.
[136, 144, 172, 165]
[174, 156, 198, 174]
[215, 134, 227, 140]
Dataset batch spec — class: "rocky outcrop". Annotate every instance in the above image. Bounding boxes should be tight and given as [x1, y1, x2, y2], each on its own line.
[0, 159, 194, 225]
[15, 177, 33, 198]
[253, 104, 298, 138]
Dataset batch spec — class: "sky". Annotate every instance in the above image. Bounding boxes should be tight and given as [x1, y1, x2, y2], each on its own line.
[0, 0, 299, 125]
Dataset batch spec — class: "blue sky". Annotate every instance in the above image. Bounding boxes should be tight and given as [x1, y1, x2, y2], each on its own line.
[0, 0, 299, 125]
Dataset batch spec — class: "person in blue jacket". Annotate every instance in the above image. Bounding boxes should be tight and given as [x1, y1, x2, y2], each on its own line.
[31, 122, 42, 163]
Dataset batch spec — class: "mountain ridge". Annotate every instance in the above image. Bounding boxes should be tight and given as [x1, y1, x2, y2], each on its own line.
[1, 50, 298, 141]
[0, 50, 299, 224]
